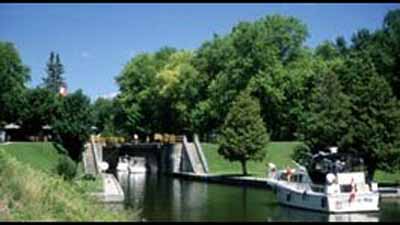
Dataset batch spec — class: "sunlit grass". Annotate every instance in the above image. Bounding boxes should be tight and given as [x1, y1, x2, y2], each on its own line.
[0, 142, 64, 173]
[202, 142, 301, 176]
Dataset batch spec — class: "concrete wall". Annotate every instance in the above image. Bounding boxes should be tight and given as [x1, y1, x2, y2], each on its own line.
[101, 139, 209, 175]
[180, 143, 195, 173]
[160, 143, 183, 173]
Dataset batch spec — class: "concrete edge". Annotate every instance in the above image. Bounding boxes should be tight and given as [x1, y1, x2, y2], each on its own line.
[91, 173, 125, 203]
[171, 172, 274, 189]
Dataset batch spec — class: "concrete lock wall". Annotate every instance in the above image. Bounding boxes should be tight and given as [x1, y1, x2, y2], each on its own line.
[160, 143, 183, 174]
[101, 139, 209, 175]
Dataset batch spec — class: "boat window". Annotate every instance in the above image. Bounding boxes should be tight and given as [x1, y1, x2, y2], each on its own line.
[311, 185, 324, 193]
[291, 174, 298, 182]
[340, 184, 352, 193]
[290, 174, 304, 183]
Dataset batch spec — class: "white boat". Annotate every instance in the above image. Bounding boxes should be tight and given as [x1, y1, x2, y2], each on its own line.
[116, 155, 129, 172]
[128, 157, 147, 173]
[267, 147, 380, 213]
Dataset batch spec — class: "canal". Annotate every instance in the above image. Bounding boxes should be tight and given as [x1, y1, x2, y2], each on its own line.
[115, 172, 400, 222]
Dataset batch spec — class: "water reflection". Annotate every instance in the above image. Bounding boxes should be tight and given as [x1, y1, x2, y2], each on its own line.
[269, 205, 379, 222]
[115, 174, 397, 222]
[117, 172, 146, 207]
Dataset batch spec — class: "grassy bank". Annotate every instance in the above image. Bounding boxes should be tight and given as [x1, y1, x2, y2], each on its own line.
[202, 142, 400, 183]
[202, 142, 301, 177]
[0, 143, 130, 221]
[0, 142, 65, 173]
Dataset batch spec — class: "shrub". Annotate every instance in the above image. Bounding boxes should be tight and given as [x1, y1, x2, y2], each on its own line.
[55, 156, 77, 181]
[291, 144, 312, 168]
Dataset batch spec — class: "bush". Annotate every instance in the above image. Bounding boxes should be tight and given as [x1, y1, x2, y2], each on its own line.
[55, 156, 77, 181]
[291, 144, 312, 167]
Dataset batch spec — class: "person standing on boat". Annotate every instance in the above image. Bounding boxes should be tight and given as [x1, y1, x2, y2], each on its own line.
[286, 166, 295, 181]
[267, 163, 276, 178]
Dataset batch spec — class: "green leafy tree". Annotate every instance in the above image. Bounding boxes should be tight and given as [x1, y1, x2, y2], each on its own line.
[92, 97, 128, 136]
[217, 91, 269, 175]
[315, 41, 341, 60]
[347, 10, 400, 99]
[52, 90, 93, 161]
[339, 53, 400, 180]
[193, 14, 309, 140]
[376, 9, 400, 99]
[154, 51, 201, 133]
[335, 36, 348, 56]
[296, 53, 400, 181]
[43, 52, 65, 93]
[297, 71, 352, 151]
[21, 87, 60, 136]
[0, 42, 30, 125]
[116, 49, 172, 136]
[116, 48, 201, 136]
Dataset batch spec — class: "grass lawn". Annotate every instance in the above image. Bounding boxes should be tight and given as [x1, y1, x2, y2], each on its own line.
[202, 142, 302, 177]
[0, 142, 66, 173]
[202, 142, 400, 183]
[0, 142, 104, 192]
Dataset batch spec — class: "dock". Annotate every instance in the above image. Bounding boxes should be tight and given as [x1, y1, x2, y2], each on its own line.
[379, 187, 400, 198]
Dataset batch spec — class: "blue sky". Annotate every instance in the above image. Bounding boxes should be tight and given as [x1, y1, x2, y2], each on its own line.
[1, 3, 399, 101]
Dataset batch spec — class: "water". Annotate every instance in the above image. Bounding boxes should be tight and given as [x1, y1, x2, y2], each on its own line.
[116, 172, 400, 222]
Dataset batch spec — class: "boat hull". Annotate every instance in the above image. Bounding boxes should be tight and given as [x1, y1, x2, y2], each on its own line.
[275, 183, 380, 213]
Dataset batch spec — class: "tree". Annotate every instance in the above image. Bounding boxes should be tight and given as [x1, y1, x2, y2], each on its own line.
[192, 14, 309, 141]
[92, 97, 128, 136]
[378, 9, 400, 99]
[217, 90, 269, 175]
[52, 90, 93, 161]
[296, 52, 400, 181]
[0, 42, 30, 125]
[21, 87, 60, 136]
[43, 52, 65, 93]
[116, 49, 172, 136]
[315, 41, 340, 60]
[116, 48, 202, 136]
[297, 71, 352, 151]
[339, 53, 400, 180]
[154, 51, 202, 133]
[335, 36, 348, 56]
[347, 10, 400, 99]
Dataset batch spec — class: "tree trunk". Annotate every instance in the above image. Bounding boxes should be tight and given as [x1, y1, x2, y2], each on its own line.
[241, 159, 248, 176]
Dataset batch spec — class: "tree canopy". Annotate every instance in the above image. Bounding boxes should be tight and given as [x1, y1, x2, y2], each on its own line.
[52, 90, 93, 161]
[0, 41, 30, 126]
